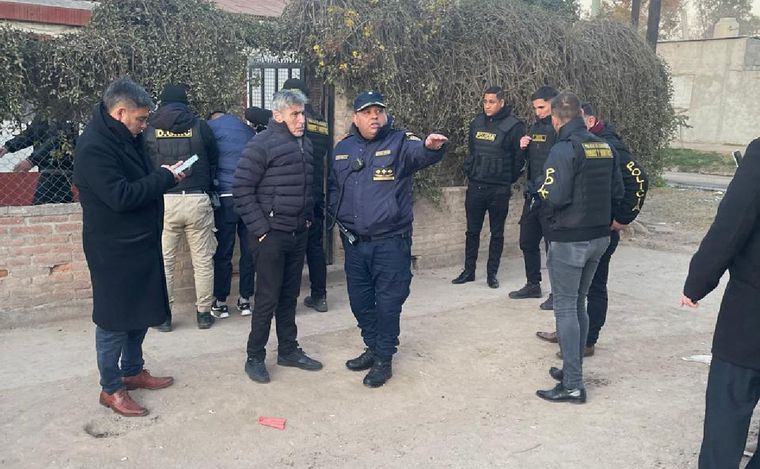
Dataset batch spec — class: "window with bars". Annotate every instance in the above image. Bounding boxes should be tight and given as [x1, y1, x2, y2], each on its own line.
[247, 60, 302, 110]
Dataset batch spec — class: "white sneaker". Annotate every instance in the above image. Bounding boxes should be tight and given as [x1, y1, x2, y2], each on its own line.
[210, 301, 230, 319]
[237, 298, 252, 316]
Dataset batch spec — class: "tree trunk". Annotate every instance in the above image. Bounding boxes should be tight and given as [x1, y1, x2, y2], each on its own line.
[646, 0, 662, 50]
[631, 0, 642, 27]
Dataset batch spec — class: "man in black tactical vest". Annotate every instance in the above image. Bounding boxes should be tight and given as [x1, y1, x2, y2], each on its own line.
[534, 91, 622, 404]
[508, 86, 558, 303]
[452, 86, 525, 289]
[144, 84, 220, 331]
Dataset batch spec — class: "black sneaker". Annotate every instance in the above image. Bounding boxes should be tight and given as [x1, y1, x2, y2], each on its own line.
[346, 348, 375, 371]
[509, 282, 542, 299]
[304, 295, 328, 312]
[536, 383, 586, 404]
[153, 318, 172, 333]
[245, 357, 270, 383]
[277, 348, 323, 371]
[451, 270, 475, 284]
[487, 275, 499, 289]
[237, 298, 252, 316]
[196, 311, 215, 329]
[540, 293, 554, 310]
[211, 300, 229, 319]
[363, 359, 392, 388]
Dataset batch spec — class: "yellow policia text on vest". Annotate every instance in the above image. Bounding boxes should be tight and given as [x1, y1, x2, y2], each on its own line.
[307, 118, 329, 135]
[155, 129, 193, 138]
[536, 167, 555, 200]
[581, 142, 613, 159]
[531, 134, 547, 142]
[373, 167, 395, 181]
[626, 160, 646, 212]
[475, 131, 497, 142]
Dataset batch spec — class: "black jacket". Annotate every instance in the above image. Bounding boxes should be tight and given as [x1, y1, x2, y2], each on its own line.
[538, 117, 623, 242]
[144, 103, 219, 192]
[683, 138, 760, 371]
[593, 123, 648, 225]
[73, 103, 176, 331]
[233, 119, 314, 238]
[464, 106, 525, 186]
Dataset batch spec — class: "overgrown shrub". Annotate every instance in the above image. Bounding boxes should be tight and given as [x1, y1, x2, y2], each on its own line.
[276, 0, 677, 190]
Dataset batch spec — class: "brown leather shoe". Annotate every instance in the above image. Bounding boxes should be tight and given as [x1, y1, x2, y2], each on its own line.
[536, 331, 559, 343]
[123, 369, 174, 391]
[556, 345, 595, 359]
[99, 388, 148, 417]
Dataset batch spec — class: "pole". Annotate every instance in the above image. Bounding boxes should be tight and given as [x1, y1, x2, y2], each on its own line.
[646, 0, 662, 50]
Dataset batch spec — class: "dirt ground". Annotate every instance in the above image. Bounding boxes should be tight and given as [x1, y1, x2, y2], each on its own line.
[1, 186, 758, 468]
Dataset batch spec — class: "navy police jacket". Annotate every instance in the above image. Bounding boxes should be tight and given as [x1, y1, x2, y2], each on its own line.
[328, 118, 446, 237]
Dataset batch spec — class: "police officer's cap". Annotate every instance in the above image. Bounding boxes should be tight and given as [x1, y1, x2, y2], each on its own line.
[353, 91, 386, 112]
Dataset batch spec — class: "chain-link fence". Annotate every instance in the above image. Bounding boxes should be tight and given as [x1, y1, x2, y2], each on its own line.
[0, 117, 78, 207]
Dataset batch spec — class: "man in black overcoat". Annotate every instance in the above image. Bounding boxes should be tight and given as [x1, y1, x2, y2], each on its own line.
[74, 77, 185, 417]
[681, 138, 760, 468]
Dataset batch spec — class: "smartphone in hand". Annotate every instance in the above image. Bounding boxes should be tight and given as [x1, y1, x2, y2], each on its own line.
[174, 154, 199, 173]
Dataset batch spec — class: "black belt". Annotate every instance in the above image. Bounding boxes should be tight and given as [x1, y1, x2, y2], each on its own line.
[355, 231, 411, 243]
[167, 190, 206, 195]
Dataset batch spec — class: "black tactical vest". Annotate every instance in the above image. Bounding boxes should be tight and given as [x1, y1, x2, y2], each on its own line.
[468, 114, 519, 186]
[561, 135, 615, 231]
[144, 120, 210, 192]
[527, 118, 556, 186]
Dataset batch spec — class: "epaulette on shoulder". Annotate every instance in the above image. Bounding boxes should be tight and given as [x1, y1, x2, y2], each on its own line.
[404, 131, 422, 141]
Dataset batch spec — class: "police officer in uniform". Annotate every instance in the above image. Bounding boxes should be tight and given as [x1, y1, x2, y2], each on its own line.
[509, 86, 558, 302]
[452, 86, 525, 288]
[535, 91, 622, 404]
[536, 103, 649, 356]
[144, 84, 219, 331]
[329, 91, 448, 387]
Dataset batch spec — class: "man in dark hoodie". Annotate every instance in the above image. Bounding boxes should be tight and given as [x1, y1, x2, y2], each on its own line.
[452, 86, 525, 289]
[144, 83, 220, 331]
[535, 103, 649, 356]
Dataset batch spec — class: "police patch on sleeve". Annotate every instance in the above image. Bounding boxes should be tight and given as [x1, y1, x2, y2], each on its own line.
[405, 131, 421, 142]
[373, 167, 395, 181]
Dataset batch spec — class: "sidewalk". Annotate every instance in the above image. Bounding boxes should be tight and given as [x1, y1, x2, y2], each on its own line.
[664, 171, 733, 191]
[0, 246, 728, 468]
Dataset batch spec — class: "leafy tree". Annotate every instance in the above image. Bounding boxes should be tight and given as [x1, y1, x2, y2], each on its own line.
[602, 0, 685, 39]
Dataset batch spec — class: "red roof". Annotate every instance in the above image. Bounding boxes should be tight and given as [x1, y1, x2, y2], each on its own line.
[212, 0, 287, 17]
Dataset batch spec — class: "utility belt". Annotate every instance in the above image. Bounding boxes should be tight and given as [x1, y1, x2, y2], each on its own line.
[166, 189, 208, 195]
[338, 221, 411, 246]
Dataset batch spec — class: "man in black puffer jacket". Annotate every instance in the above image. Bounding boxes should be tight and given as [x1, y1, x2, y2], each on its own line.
[233, 89, 322, 384]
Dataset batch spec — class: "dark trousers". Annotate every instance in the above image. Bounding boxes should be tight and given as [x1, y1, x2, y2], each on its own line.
[464, 183, 510, 276]
[518, 196, 546, 284]
[343, 235, 412, 360]
[33, 172, 73, 205]
[699, 356, 760, 469]
[306, 208, 327, 298]
[586, 229, 620, 346]
[213, 197, 254, 301]
[95, 326, 147, 394]
[246, 229, 307, 359]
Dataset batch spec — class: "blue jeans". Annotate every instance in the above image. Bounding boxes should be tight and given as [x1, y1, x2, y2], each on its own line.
[343, 235, 412, 360]
[95, 326, 147, 394]
[547, 236, 610, 389]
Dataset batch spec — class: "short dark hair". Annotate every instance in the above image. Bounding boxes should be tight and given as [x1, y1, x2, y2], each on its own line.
[483, 86, 505, 100]
[550, 91, 581, 123]
[530, 86, 558, 102]
[103, 77, 154, 112]
[580, 102, 595, 117]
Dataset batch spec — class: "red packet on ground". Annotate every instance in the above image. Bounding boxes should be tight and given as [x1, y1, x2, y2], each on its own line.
[259, 416, 286, 430]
